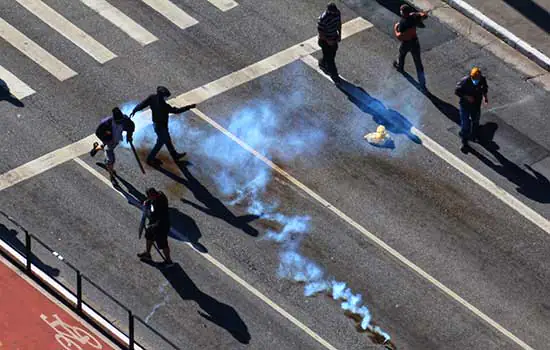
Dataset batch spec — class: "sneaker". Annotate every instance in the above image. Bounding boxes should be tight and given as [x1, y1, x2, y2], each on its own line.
[90, 142, 100, 157]
[137, 252, 152, 260]
[393, 61, 404, 73]
[147, 158, 162, 167]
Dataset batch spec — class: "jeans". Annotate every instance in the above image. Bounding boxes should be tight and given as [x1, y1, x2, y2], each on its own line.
[459, 104, 481, 140]
[318, 39, 339, 76]
[104, 143, 117, 165]
[148, 125, 179, 161]
[398, 39, 425, 86]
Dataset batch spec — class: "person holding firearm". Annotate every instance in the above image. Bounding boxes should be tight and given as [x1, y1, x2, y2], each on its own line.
[317, 2, 342, 82]
[393, 4, 428, 89]
[130, 86, 196, 167]
[455, 67, 489, 146]
[138, 187, 173, 266]
[91, 107, 135, 182]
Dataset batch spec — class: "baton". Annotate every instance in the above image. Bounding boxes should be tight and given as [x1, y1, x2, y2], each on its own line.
[129, 141, 145, 174]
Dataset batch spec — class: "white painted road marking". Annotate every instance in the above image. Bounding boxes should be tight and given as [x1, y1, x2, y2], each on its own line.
[0, 135, 97, 192]
[0, 17, 77, 81]
[79, 0, 158, 46]
[0, 64, 35, 99]
[189, 107, 534, 350]
[16, 0, 117, 64]
[140, 0, 198, 30]
[74, 158, 338, 350]
[301, 54, 550, 236]
[0, 18, 372, 192]
[205, 0, 238, 12]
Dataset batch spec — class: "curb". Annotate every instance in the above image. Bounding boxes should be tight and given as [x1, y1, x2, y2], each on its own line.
[442, 0, 550, 72]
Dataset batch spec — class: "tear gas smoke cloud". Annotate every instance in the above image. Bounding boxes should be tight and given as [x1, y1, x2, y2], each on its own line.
[115, 68, 394, 343]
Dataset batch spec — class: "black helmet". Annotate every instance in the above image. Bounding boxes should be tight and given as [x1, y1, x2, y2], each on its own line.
[157, 86, 171, 98]
[327, 2, 338, 12]
[400, 4, 413, 15]
[112, 107, 124, 122]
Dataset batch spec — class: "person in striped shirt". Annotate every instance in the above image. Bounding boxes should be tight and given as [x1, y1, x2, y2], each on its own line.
[317, 3, 342, 82]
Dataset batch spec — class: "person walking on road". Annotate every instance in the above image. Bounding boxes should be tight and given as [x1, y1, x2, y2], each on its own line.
[91, 107, 135, 183]
[130, 86, 196, 167]
[317, 2, 342, 82]
[393, 4, 428, 89]
[455, 67, 489, 146]
[138, 187, 173, 266]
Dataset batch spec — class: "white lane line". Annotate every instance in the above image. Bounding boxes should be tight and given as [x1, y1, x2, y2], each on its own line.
[79, 0, 158, 46]
[0, 64, 35, 99]
[205, 0, 238, 12]
[0, 17, 77, 81]
[139, 0, 198, 30]
[74, 159, 338, 350]
[301, 54, 550, 236]
[189, 107, 534, 350]
[16, 0, 117, 64]
[0, 135, 97, 192]
[0, 18, 372, 192]
[172, 17, 373, 106]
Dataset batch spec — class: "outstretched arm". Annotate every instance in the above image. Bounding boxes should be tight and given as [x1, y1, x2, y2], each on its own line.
[130, 96, 151, 117]
[169, 103, 197, 114]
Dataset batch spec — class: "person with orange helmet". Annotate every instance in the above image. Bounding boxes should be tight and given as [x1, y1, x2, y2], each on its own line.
[455, 67, 489, 146]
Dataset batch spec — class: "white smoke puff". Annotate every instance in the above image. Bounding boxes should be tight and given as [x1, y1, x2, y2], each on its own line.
[358, 306, 372, 329]
[341, 293, 363, 313]
[265, 215, 309, 243]
[277, 251, 324, 282]
[331, 281, 348, 300]
[304, 280, 330, 297]
[369, 325, 391, 343]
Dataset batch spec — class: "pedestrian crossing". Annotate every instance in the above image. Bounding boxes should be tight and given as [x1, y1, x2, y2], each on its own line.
[0, 0, 239, 100]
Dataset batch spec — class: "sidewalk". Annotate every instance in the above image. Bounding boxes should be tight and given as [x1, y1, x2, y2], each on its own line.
[0, 255, 118, 350]
[452, 0, 550, 60]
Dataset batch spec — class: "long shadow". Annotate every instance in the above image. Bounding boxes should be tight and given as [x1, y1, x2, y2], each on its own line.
[142, 261, 250, 344]
[336, 78, 422, 144]
[151, 161, 260, 237]
[112, 173, 208, 250]
[0, 224, 60, 276]
[0, 79, 25, 107]
[502, 0, 550, 34]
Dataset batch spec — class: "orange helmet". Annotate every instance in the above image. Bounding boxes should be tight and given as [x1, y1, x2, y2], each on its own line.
[470, 67, 481, 78]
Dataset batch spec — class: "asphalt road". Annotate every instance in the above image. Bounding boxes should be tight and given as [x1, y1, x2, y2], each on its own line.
[1, 0, 549, 349]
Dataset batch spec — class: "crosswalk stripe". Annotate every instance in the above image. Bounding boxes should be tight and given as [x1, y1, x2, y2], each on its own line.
[15, 0, 117, 64]
[140, 0, 198, 30]
[0, 17, 77, 81]
[79, 0, 158, 46]
[0, 64, 36, 99]
[205, 0, 238, 12]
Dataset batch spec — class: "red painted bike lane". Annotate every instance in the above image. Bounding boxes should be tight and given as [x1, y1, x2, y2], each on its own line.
[0, 257, 118, 350]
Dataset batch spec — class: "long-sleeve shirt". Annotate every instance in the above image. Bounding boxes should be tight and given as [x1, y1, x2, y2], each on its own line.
[318, 10, 341, 42]
[95, 116, 134, 145]
[455, 75, 488, 108]
[132, 94, 192, 128]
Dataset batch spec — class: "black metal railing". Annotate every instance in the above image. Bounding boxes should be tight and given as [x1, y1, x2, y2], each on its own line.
[0, 210, 180, 350]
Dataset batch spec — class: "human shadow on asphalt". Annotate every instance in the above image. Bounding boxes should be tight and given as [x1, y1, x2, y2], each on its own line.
[149, 161, 260, 237]
[0, 79, 25, 107]
[502, 0, 550, 34]
[0, 224, 60, 276]
[336, 78, 422, 144]
[112, 173, 208, 250]
[141, 260, 251, 344]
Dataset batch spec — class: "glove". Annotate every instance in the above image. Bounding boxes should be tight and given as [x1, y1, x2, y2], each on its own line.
[129, 111, 135, 118]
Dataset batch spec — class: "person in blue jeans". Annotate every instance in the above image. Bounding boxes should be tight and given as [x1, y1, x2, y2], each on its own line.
[130, 86, 196, 167]
[455, 67, 488, 146]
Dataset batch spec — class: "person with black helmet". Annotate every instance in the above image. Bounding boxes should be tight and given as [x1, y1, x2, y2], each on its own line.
[317, 2, 342, 82]
[91, 107, 135, 182]
[393, 4, 429, 89]
[138, 187, 173, 265]
[130, 86, 196, 167]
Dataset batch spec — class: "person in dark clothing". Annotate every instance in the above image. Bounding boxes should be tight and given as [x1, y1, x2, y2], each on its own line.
[393, 4, 428, 89]
[92, 107, 135, 182]
[455, 67, 489, 145]
[317, 3, 342, 82]
[130, 86, 196, 167]
[138, 187, 173, 265]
